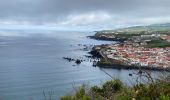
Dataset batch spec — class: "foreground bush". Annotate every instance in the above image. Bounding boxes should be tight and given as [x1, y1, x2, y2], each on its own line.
[61, 72, 170, 100]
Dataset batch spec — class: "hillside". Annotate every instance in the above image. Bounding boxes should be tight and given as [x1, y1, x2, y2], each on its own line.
[97, 23, 170, 34]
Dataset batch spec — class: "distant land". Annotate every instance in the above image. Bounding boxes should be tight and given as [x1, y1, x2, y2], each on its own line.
[97, 23, 170, 33]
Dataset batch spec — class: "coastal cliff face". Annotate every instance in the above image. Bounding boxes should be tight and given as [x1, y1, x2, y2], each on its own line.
[89, 31, 129, 42]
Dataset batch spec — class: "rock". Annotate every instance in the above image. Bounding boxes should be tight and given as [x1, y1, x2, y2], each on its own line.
[129, 73, 132, 76]
[75, 59, 81, 64]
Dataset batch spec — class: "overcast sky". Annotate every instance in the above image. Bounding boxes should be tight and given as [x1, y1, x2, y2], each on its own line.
[0, 0, 170, 30]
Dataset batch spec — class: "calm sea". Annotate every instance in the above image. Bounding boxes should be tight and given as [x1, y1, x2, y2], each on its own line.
[0, 30, 158, 100]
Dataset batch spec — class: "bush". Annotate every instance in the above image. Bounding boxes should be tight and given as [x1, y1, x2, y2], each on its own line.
[102, 79, 123, 92]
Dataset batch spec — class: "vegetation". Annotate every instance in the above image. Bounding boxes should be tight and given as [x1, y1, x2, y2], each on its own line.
[144, 38, 170, 48]
[61, 71, 170, 100]
[99, 58, 113, 65]
[61, 86, 90, 100]
[115, 33, 141, 40]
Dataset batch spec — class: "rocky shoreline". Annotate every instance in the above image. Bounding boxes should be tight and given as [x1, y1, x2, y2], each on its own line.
[97, 62, 170, 71]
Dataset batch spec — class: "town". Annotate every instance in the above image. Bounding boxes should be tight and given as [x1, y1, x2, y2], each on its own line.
[91, 31, 170, 70]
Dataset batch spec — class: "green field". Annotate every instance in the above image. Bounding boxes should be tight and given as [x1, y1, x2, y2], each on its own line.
[145, 38, 170, 48]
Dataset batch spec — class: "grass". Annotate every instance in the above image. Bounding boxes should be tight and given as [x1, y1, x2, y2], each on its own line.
[115, 33, 141, 40]
[99, 58, 113, 65]
[61, 86, 90, 100]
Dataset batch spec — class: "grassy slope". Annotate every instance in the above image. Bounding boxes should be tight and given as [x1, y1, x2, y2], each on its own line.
[116, 23, 170, 33]
[96, 23, 170, 35]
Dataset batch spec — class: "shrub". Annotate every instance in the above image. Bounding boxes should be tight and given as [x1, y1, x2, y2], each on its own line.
[102, 79, 123, 92]
[61, 87, 90, 100]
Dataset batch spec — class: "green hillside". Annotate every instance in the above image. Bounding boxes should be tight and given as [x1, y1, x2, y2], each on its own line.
[97, 23, 169, 34]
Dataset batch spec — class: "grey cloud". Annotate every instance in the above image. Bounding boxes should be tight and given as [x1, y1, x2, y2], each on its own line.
[0, 0, 170, 28]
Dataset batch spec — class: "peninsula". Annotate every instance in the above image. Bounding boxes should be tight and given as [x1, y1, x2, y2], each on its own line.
[90, 23, 170, 70]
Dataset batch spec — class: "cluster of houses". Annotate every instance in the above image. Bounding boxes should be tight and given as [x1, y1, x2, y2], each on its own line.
[102, 44, 170, 68]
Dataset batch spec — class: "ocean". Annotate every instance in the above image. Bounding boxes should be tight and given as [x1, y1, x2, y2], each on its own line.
[0, 30, 157, 100]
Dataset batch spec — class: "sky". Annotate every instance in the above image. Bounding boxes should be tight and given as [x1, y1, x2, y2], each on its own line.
[0, 0, 170, 30]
